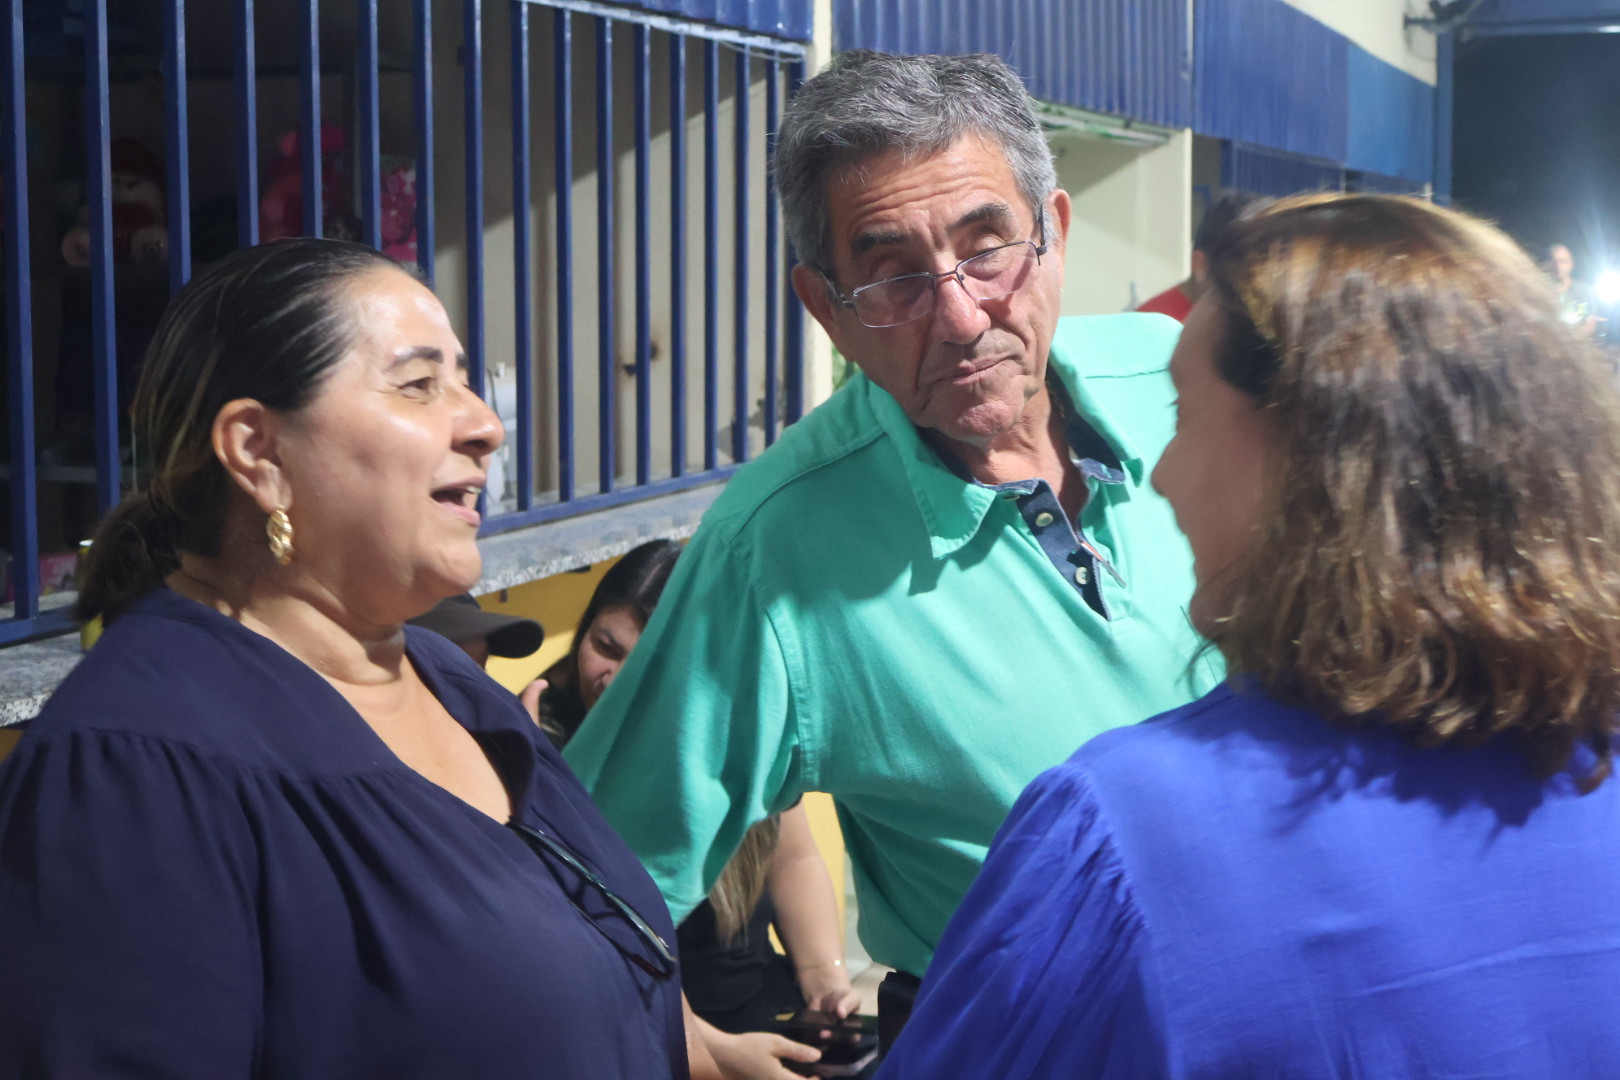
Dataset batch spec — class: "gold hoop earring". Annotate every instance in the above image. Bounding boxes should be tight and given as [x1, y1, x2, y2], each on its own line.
[266, 508, 295, 566]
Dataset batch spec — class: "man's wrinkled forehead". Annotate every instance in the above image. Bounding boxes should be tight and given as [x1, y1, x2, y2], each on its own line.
[822, 137, 1025, 253]
[849, 203, 1019, 261]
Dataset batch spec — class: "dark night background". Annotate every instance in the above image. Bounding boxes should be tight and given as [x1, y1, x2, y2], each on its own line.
[1453, 32, 1620, 280]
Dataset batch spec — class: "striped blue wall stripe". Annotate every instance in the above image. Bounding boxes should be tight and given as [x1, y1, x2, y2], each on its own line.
[832, 0, 1193, 130]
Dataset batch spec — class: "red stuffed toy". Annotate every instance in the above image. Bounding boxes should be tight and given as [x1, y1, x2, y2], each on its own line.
[60, 137, 168, 267]
[259, 124, 357, 242]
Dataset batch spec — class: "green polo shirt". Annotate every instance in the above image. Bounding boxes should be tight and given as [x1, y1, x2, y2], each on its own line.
[564, 313, 1220, 978]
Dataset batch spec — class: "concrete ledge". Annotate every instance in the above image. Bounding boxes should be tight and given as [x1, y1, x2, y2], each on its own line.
[0, 633, 83, 728]
[0, 481, 727, 728]
[475, 482, 724, 594]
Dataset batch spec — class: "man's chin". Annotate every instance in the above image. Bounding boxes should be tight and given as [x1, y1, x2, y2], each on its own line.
[926, 398, 1026, 446]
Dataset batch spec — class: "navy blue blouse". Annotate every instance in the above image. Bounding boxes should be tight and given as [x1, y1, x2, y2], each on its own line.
[883, 681, 1620, 1079]
[0, 588, 687, 1079]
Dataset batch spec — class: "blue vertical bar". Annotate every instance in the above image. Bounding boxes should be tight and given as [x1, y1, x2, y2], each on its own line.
[595, 16, 615, 493]
[4, 0, 36, 620]
[731, 48, 749, 464]
[465, 0, 485, 396]
[1433, 30, 1453, 205]
[702, 39, 719, 471]
[299, 0, 321, 237]
[235, 0, 258, 246]
[86, 0, 119, 514]
[511, 1, 533, 511]
[632, 23, 651, 486]
[358, 0, 381, 249]
[784, 57, 804, 424]
[762, 57, 778, 446]
[414, 0, 435, 284]
[555, 8, 576, 501]
[669, 34, 687, 476]
[164, 0, 191, 291]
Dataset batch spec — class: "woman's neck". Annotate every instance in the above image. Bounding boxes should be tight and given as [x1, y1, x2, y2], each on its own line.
[167, 556, 410, 692]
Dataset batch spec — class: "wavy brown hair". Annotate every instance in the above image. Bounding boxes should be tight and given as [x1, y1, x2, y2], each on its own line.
[1201, 193, 1620, 784]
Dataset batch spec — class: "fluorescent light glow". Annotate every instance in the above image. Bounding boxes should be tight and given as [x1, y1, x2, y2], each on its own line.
[1597, 270, 1620, 307]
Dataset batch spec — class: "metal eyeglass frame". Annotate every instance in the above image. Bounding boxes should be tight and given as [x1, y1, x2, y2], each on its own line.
[827, 210, 1049, 329]
[509, 821, 677, 980]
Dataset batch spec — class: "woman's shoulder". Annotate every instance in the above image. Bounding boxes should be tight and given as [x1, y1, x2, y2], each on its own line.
[32, 589, 381, 774]
[1042, 680, 1357, 832]
[1069, 680, 1293, 771]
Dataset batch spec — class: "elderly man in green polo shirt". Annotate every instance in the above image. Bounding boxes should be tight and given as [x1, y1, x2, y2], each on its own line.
[564, 49, 1219, 1049]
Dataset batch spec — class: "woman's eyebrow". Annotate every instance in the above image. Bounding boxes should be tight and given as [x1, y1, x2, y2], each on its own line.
[386, 345, 445, 370]
[387, 346, 471, 375]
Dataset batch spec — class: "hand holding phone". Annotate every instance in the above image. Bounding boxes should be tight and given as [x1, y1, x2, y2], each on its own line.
[771, 1010, 878, 1077]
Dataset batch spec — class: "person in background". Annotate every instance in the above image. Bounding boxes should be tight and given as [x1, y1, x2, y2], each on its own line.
[409, 592, 548, 720]
[535, 540, 683, 747]
[881, 194, 1620, 1078]
[564, 49, 1217, 1055]
[1548, 241, 1598, 338]
[546, 540, 861, 1080]
[0, 239, 690, 1078]
[1135, 189, 1266, 323]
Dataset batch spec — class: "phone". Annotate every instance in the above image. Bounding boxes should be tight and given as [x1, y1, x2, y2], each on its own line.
[772, 1011, 878, 1077]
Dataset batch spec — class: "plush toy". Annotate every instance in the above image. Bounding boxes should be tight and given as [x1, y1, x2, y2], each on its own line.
[379, 155, 417, 264]
[60, 137, 168, 267]
[259, 124, 357, 242]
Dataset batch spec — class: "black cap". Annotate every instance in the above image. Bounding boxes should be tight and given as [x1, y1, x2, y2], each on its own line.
[408, 594, 545, 659]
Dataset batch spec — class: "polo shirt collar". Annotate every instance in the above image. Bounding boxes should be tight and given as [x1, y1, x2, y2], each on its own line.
[866, 333, 1145, 561]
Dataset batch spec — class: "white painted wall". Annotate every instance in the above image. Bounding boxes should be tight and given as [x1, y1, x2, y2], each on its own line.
[1279, 0, 1439, 84]
[1053, 129, 1194, 316]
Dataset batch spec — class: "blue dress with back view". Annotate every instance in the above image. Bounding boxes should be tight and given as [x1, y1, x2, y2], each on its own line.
[0, 587, 687, 1079]
[880, 681, 1620, 1080]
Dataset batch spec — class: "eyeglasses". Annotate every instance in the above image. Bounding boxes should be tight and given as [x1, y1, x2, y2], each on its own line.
[829, 224, 1049, 329]
[509, 821, 677, 981]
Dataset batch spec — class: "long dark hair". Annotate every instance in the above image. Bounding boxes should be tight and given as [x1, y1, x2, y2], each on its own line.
[1201, 193, 1620, 783]
[76, 239, 401, 626]
[538, 539, 683, 746]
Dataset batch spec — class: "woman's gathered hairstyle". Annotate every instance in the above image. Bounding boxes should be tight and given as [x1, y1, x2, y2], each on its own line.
[76, 239, 402, 625]
[1201, 192, 1620, 784]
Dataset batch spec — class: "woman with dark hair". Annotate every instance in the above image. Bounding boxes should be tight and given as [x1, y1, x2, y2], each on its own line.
[0, 240, 688, 1077]
[881, 195, 1620, 1078]
[536, 539, 684, 746]
[543, 541, 859, 1080]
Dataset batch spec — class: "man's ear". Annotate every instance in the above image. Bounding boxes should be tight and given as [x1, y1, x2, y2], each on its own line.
[1045, 188, 1073, 256]
[212, 398, 291, 514]
[791, 263, 853, 355]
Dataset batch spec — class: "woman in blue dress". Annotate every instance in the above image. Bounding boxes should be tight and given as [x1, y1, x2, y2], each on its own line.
[0, 240, 689, 1078]
[881, 194, 1620, 1078]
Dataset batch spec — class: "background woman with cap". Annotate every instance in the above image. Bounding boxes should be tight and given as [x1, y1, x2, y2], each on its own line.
[409, 592, 548, 720]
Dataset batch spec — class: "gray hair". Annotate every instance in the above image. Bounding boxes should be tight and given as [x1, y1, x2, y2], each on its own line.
[774, 50, 1058, 279]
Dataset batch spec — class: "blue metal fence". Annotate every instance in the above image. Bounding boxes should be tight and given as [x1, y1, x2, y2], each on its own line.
[0, 0, 810, 645]
[832, 0, 1193, 131]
